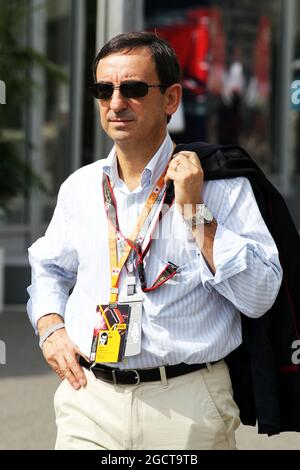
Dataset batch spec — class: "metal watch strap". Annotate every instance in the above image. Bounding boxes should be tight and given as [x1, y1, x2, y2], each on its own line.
[39, 322, 65, 349]
[183, 204, 213, 229]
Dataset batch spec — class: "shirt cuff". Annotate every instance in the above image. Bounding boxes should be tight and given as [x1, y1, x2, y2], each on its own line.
[27, 287, 67, 334]
[197, 223, 251, 290]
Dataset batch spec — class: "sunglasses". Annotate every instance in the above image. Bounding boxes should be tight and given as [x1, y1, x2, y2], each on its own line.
[92, 80, 168, 100]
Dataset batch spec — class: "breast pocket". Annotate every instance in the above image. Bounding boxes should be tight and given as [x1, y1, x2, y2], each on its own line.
[142, 232, 199, 286]
[141, 253, 179, 290]
[142, 250, 203, 320]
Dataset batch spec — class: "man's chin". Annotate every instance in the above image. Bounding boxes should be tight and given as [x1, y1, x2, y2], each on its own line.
[108, 129, 136, 143]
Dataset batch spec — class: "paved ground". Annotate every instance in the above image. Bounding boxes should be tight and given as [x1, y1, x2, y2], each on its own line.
[0, 309, 299, 450]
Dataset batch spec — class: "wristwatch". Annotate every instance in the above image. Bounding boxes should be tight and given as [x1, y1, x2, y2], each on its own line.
[183, 204, 214, 229]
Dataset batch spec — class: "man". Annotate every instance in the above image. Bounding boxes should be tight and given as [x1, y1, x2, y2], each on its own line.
[27, 32, 282, 450]
[99, 332, 108, 345]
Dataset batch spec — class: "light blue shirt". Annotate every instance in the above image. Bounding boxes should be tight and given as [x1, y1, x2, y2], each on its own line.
[27, 134, 283, 368]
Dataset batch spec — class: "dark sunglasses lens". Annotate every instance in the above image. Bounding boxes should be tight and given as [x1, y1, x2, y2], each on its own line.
[121, 82, 149, 98]
[93, 83, 113, 99]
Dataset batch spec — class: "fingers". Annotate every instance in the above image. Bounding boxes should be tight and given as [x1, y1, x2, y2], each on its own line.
[43, 330, 87, 390]
[49, 354, 86, 390]
[51, 358, 87, 389]
[165, 151, 200, 185]
[165, 151, 202, 180]
[53, 364, 65, 381]
[74, 345, 90, 363]
[173, 151, 201, 168]
[188, 152, 202, 168]
[61, 354, 87, 390]
[164, 150, 204, 212]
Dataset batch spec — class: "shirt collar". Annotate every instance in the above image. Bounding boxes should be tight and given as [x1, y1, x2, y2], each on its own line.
[102, 134, 174, 191]
[102, 149, 120, 187]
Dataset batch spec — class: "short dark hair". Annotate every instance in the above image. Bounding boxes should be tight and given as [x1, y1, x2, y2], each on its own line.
[93, 31, 181, 88]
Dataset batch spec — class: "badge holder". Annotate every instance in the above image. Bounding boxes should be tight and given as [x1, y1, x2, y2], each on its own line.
[90, 302, 130, 363]
[120, 274, 142, 357]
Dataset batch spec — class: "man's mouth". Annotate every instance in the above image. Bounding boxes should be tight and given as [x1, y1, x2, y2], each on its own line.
[110, 119, 133, 122]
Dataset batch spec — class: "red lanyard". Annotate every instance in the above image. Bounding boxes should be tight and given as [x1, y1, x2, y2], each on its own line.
[102, 161, 177, 304]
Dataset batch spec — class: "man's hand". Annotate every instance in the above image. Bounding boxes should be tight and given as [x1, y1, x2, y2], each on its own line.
[164, 151, 204, 216]
[38, 314, 87, 390]
[165, 151, 217, 274]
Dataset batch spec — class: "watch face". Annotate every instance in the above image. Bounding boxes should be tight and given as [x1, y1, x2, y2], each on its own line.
[203, 206, 213, 222]
[184, 204, 213, 229]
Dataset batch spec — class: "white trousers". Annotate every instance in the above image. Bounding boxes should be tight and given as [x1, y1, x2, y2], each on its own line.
[54, 360, 240, 450]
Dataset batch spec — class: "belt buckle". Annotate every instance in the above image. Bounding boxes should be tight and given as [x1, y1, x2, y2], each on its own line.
[112, 369, 141, 385]
[131, 369, 141, 385]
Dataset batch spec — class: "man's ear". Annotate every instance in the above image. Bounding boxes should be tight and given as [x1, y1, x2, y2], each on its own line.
[164, 83, 182, 117]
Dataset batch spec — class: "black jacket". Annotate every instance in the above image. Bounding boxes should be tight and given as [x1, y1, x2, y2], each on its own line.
[170, 142, 300, 435]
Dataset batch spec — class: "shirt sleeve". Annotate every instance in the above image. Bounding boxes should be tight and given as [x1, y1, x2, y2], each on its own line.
[27, 180, 78, 333]
[197, 176, 283, 318]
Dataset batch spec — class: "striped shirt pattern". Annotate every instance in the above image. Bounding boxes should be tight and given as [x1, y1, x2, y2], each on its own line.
[27, 134, 283, 369]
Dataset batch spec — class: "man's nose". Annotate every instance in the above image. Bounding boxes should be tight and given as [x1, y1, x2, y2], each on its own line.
[109, 89, 127, 112]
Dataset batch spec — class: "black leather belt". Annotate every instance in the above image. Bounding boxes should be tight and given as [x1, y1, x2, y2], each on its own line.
[79, 356, 218, 385]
